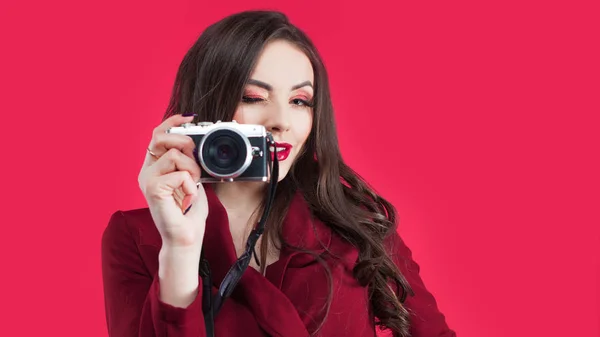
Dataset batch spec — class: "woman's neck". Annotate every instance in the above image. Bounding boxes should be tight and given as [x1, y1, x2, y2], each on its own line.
[212, 181, 267, 217]
[212, 181, 280, 273]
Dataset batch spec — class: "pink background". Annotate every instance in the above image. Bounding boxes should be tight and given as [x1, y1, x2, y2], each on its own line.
[0, 0, 598, 336]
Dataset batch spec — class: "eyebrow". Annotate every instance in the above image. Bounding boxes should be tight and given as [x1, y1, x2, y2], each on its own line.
[247, 79, 313, 91]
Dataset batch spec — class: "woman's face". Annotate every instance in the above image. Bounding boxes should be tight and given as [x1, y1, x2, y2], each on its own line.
[233, 40, 314, 181]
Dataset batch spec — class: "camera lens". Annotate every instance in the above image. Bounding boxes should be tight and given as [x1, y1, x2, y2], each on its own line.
[211, 137, 239, 168]
[199, 128, 251, 179]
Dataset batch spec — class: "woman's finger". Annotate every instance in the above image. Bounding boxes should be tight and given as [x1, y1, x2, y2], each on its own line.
[145, 114, 197, 161]
[155, 113, 197, 134]
[146, 170, 198, 208]
[146, 148, 201, 184]
[149, 133, 196, 160]
[172, 186, 183, 207]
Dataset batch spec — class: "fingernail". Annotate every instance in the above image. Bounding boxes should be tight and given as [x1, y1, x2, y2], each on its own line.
[182, 195, 193, 214]
[182, 113, 197, 117]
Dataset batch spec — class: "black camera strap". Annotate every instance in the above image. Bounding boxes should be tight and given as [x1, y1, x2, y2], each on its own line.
[200, 134, 279, 336]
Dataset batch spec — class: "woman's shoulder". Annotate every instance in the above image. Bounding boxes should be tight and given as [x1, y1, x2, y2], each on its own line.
[103, 208, 162, 248]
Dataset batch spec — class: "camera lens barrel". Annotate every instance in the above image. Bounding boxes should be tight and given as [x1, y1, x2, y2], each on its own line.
[198, 126, 253, 179]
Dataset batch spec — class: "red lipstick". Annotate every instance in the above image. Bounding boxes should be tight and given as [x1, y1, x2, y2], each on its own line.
[270, 142, 293, 161]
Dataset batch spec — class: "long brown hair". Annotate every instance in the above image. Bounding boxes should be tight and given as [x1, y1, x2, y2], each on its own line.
[162, 10, 415, 336]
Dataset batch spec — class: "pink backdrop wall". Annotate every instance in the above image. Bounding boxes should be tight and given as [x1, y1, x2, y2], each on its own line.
[0, 0, 598, 336]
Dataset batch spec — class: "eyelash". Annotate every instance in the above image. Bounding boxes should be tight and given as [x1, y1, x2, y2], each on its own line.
[241, 96, 264, 103]
[241, 96, 314, 108]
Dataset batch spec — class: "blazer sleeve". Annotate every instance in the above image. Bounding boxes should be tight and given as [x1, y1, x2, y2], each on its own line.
[101, 211, 206, 337]
[385, 231, 457, 337]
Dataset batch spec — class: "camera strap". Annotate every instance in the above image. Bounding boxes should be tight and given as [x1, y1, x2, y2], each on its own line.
[200, 134, 279, 337]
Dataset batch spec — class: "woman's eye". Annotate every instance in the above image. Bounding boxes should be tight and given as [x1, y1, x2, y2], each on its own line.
[242, 96, 264, 103]
[291, 98, 313, 107]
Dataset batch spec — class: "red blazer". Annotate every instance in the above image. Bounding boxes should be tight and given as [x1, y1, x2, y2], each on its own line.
[101, 185, 456, 337]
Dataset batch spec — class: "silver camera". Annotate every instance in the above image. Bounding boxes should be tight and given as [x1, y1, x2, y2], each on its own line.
[167, 121, 270, 183]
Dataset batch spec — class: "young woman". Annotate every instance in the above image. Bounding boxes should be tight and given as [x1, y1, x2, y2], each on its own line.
[101, 10, 455, 337]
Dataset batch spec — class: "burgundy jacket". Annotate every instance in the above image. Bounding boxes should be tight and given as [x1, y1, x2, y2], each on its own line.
[101, 185, 455, 337]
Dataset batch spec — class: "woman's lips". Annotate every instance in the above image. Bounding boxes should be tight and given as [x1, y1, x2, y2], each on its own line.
[269, 142, 293, 161]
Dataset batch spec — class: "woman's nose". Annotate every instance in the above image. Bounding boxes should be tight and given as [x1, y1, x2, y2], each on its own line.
[264, 105, 291, 134]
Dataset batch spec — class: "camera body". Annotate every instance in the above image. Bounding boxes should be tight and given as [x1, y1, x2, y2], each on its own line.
[167, 121, 270, 183]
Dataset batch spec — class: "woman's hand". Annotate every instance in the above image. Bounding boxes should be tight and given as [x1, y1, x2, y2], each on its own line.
[137, 114, 209, 249]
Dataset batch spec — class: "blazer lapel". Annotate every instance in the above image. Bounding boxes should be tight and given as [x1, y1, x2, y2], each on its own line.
[202, 185, 311, 337]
